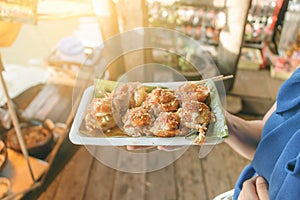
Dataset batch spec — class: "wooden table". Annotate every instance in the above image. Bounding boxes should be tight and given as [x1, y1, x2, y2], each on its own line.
[36, 144, 250, 200]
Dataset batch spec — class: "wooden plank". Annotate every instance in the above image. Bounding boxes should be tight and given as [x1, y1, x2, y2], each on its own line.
[112, 147, 146, 200]
[20, 84, 74, 123]
[37, 173, 62, 200]
[145, 150, 177, 200]
[21, 84, 60, 121]
[14, 83, 74, 123]
[112, 171, 146, 200]
[13, 84, 44, 111]
[174, 146, 208, 200]
[48, 147, 94, 200]
[83, 146, 118, 200]
[201, 143, 250, 199]
[46, 85, 73, 123]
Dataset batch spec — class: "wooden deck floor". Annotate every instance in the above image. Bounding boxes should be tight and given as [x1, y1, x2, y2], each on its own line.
[37, 144, 250, 200]
[14, 68, 283, 200]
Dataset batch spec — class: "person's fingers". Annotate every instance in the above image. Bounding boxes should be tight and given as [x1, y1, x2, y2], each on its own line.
[126, 145, 185, 151]
[238, 176, 259, 200]
[256, 176, 270, 200]
[238, 176, 269, 200]
[157, 145, 184, 151]
[126, 146, 153, 150]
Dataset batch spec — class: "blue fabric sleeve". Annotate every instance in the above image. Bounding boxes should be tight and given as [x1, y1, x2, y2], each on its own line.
[269, 129, 300, 199]
[276, 67, 300, 114]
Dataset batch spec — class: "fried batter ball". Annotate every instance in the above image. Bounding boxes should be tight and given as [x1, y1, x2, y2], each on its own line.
[142, 88, 179, 116]
[122, 107, 154, 137]
[113, 82, 147, 110]
[175, 82, 210, 103]
[178, 100, 212, 134]
[150, 112, 181, 137]
[85, 96, 116, 132]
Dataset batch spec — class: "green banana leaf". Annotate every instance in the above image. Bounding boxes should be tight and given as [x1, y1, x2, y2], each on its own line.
[93, 79, 161, 98]
[204, 79, 229, 139]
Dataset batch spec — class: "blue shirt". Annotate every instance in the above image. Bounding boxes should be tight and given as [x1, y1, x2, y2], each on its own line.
[234, 67, 300, 199]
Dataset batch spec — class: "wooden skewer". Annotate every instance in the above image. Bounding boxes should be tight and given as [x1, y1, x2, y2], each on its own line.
[193, 74, 234, 85]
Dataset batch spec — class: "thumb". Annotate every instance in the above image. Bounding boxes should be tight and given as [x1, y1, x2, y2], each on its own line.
[256, 176, 269, 200]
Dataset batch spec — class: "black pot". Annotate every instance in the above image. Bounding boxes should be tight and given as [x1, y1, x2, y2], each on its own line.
[5, 123, 54, 159]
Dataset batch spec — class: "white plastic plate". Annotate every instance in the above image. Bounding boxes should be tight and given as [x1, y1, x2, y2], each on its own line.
[69, 80, 228, 146]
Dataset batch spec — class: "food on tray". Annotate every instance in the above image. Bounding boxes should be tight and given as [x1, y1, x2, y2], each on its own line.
[84, 80, 217, 144]
[122, 107, 154, 137]
[6, 123, 54, 159]
[175, 82, 210, 102]
[150, 112, 181, 137]
[85, 94, 116, 132]
[143, 87, 180, 115]
[113, 82, 148, 109]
